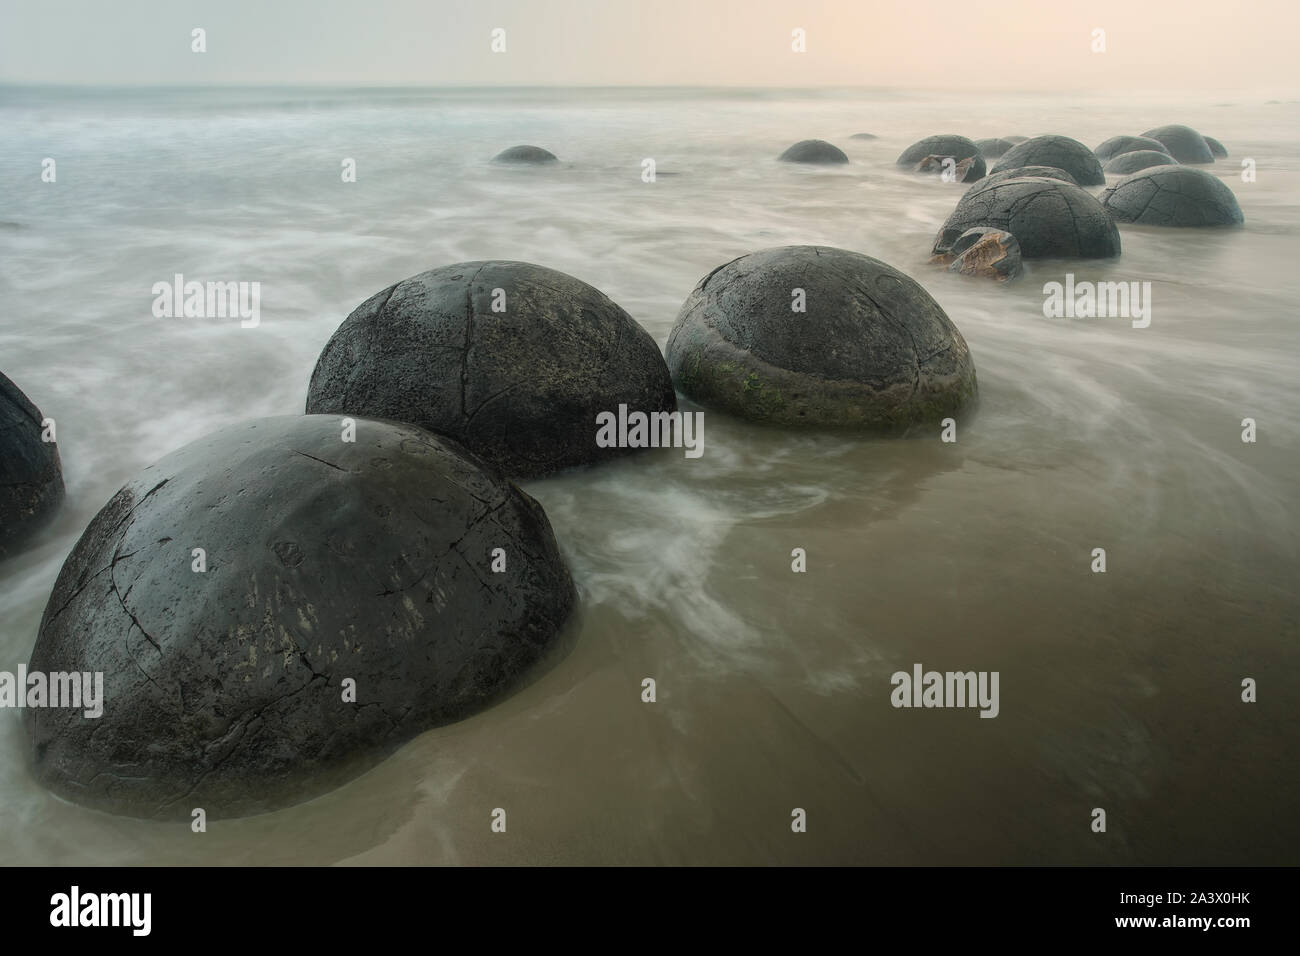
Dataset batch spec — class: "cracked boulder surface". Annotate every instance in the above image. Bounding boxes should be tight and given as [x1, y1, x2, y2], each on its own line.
[778, 139, 849, 164]
[1105, 150, 1177, 175]
[990, 135, 1106, 186]
[491, 145, 557, 164]
[1140, 125, 1215, 164]
[896, 135, 986, 182]
[946, 228, 1024, 282]
[1093, 135, 1171, 162]
[932, 177, 1121, 259]
[306, 261, 677, 479]
[0, 370, 64, 560]
[664, 246, 977, 428]
[1100, 166, 1245, 227]
[25, 414, 576, 820]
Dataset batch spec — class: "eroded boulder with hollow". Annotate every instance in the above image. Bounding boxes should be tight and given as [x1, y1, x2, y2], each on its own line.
[932, 177, 1121, 259]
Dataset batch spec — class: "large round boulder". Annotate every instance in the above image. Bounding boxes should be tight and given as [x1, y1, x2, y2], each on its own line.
[932, 177, 1121, 259]
[1093, 135, 1170, 161]
[26, 415, 576, 820]
[1, 370, 64, 559]
[897, 135, 986, 181]
[492, 145, 558, 164]
[1140, 125, 1214, 164]
[306, 261, 676, 479]
[990, 135, 1105, 186]
[974, 137, 1017, 158]
[778, 139, 849, 164]
[1204, 135, 1229, 159]
[1105, 150, 1177, 175]
[664, 246, 977, 428]
[1100, 166, 1245, 227]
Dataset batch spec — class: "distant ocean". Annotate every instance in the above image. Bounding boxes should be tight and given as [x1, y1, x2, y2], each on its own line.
[1, 85, 1297, 864]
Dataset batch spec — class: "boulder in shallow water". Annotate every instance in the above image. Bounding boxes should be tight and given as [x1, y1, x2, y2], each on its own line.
[946, 228, 1024, 282]
[778, 139, 849, 164]
[1100, 166, 1244, 226]
[26, 415, 576, 820]
[965, 165, 1078, 194]
[307, 261, 677, 479]
[0, 371, 64, 560]
[1203, 135, 1229, 159]
[990, 135, 1105, 186]
[849, 132, 878, 140]
[932, 177, 1121, 259]
[665, 246, 977, 428]
[1140, 125, 1214, 164]
[897, 135, 986, 181]
[492, 145, 558, 164]
[1105, 150, 1177, 175]
[974, 137, 1017, 158]
[1093, 135, 1171, 161]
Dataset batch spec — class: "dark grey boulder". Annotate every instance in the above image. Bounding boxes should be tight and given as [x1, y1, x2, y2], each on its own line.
[1, 370, 64, 559]
[306, 261, 676, 479]
[932, 177, 1121, 259]
[1100, 166, 1244, 227]
[1105, 150, 1177, 175]
[26, 415, 576, 820]
[664, 246, 977, 429]
[897, 135, 986, 181]
[946, 228, 1023, 282]
[965, 165, 1078, 195]
[1140, 125, 1214, 164]
[1093, 135, 1171, 161]
[1204, 135, 1229, 159]
[849, 132, 878, 140]
[778, 139, 849, 164]
[1003, 136, 1030, 144]
[492, 145, 558, 164]
[974, 137, 1017, 158]
[990, 135, 1105, 186]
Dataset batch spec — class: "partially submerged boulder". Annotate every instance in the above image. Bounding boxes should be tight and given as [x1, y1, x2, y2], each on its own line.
[665, 246, 977, 428]
[1094, 135, 1170, 162]
[1100, 166, 1245, 226]
[974, 137, 1017, 158]
[991, 135, 1106, 186]
[1140, 125, 1214, 164]
[778, 139, 849, 164]
[897, 135, 986, 181]
[965, 165, 1078, 194]
[307, 261, 677, 479]
[492, 145, 558, 164]
[1204, 135, 1229, 159]
[932, 177, 1121, 259]
[26, 415, 577, 820]
[1105, 150, 1177, 175]
[0, 371, 64, 559]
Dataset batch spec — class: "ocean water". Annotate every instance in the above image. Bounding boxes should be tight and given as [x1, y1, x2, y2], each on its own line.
[0, 85, 1297, 864]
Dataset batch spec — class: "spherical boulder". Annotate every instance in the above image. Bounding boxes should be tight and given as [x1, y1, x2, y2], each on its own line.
[1100, 166, 1244, 227]
[1093, 135, 1170, 162]
[974, 137, 1017, 158]
[1105, 150, 1177, 175]
[778, 139, 849, 164]
[990, 135, 1105, 186]
[1140, 125, 1214, 164]
[932, 177, 1121, 259]
[664, 246, 977, 428]
[1, 371, 64, 560]
[306, 261, 677, 479]
[26, 415, 576, 820]
[492, 145, 558, 164]
[897, 135, 986, 181]
[947, 228, 1023, 282]
[1204, 135, 1229, 159]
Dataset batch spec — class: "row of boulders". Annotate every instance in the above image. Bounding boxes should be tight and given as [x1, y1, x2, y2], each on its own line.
[26, 246, 978, 820]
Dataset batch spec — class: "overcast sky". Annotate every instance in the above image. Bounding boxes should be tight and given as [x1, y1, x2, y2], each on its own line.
[0, 0, 1293, 91]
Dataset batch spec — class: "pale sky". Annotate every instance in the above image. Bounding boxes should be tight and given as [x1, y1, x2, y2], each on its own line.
[0, 0, 1293, 91]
